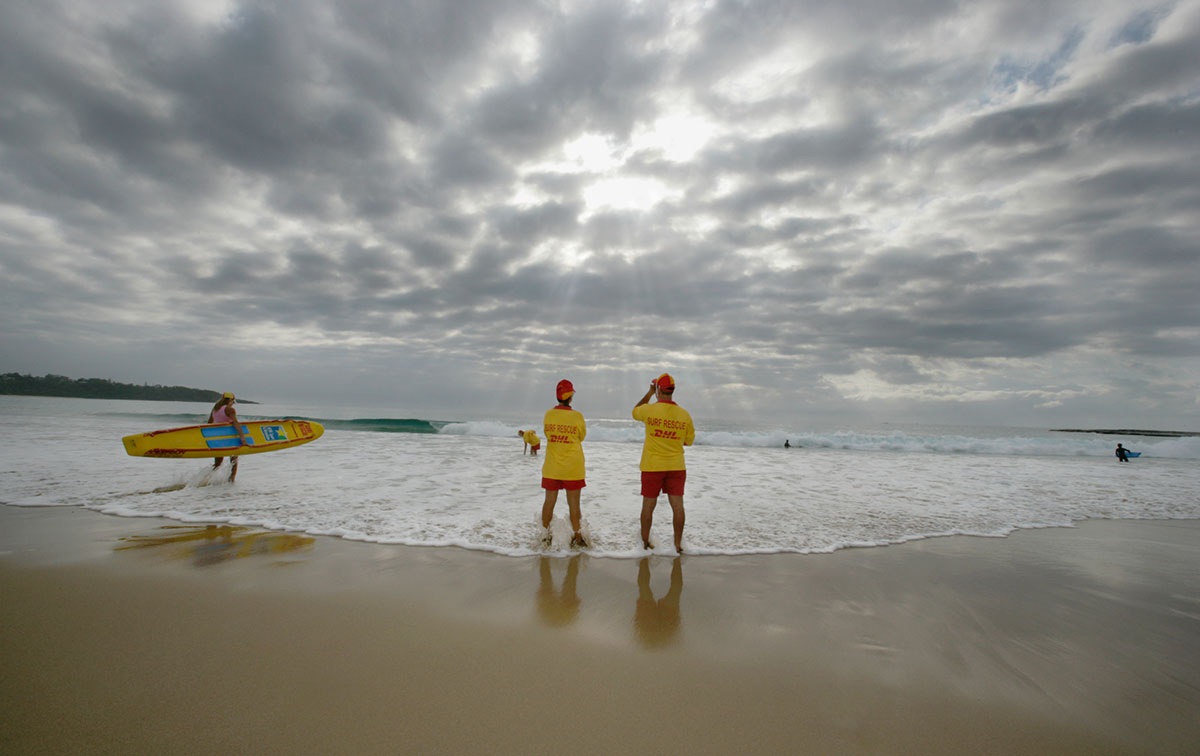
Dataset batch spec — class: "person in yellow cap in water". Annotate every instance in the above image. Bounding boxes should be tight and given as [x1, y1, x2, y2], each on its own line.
[207, 392, 249, 481]
[541, 379, 588, 548]
[633, 373, 695, 553]
[517, 428, 541, 456]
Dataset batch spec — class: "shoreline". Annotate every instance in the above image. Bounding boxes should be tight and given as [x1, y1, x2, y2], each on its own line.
[2, 505, 1198, 755]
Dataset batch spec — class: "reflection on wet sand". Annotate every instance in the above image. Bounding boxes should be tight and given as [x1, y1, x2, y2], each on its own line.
[634, 557, 683, 649]
[116, 525, 314, 567]
[535, 555, 582, 627]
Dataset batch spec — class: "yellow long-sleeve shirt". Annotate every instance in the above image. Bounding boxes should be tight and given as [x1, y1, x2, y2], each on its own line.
[632, 400, 694, 471]
[542, 406, 586, 479]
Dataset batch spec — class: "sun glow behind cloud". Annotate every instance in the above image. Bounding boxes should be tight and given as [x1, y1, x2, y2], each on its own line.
[557, 128, 695, 218]
[562, 133, 622, 172]
[543, 107, 718, 218]
[582, 176, 677, 215]
[633, 112, 717, 162]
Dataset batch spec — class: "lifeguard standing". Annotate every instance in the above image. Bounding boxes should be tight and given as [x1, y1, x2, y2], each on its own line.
[632, 373, 695, 553]
[541, 379, 587, 547]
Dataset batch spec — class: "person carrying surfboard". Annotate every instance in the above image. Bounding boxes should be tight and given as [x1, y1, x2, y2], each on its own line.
[633, 373, 695, 553]
[1115, 443, 1130, 462]
[208, 392, 249, 481]
[541, 379, 588, 548]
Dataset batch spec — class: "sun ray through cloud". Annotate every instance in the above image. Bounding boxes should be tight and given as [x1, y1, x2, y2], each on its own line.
[0, 0, 1197, 427]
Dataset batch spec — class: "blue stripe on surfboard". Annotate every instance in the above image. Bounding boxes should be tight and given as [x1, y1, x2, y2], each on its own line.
[202, 425, 252, 438]
[206, 437, 256, 449]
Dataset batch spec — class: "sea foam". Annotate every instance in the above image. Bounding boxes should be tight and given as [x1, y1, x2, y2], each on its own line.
[3, 396, 1198, 559]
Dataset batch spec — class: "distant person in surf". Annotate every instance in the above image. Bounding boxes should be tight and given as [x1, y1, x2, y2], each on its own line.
[207, 392, 248, 481]
[518, 429, 541, 456]
[784, 440, 790, 448]
[633, 373, 695, 553]
[1115, 443, 1130, 462]
[541, 379, 588, 548]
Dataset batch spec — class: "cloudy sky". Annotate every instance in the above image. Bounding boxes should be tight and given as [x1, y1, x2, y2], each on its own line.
[2, 0, 1198, 428]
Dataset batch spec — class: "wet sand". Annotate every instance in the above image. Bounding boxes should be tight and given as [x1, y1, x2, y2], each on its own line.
[1, 504, 1198, 755]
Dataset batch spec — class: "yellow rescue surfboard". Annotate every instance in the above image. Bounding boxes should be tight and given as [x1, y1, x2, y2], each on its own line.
[122, 419, 324, 459]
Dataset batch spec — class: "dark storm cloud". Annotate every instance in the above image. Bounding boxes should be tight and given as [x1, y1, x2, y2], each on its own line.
[489, 201, 583, 245]
[430, 131, 515, 188]
[467, 1, 670, 156]
[1, 0, 1198, 426]
[1088, 227, 1198, 267]
[957, 98, 1103, 148]
[1073, 161, 1200, 205]
[834, 249, 1027, 298]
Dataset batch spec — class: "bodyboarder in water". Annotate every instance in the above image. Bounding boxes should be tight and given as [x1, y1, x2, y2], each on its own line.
[207, 392, 249, 481]
[1115, 443, 1130, 462]
[541, 379, 588, 548]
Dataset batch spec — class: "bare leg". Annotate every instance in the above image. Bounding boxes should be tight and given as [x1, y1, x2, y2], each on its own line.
[640, 496, 657, 549]
[667, 494, 685, 552]
[566, 489, 585, 546]
[229, 456, 238, 482]
[541, 489, 559, 529]
[566, 489, 582, 533]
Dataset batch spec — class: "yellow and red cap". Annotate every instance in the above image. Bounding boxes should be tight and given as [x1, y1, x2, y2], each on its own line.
[556, 379, 575, 401]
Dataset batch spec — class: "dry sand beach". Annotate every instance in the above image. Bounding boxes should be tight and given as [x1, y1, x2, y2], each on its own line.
[2, 504, 1198, 755]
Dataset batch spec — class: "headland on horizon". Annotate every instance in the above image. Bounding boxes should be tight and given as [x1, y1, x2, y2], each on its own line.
[1050, 427, 1199, 438]
[0, 373, 257, 404]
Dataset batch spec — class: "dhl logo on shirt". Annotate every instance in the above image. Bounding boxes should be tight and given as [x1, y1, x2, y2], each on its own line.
[546, 423, 581, 444]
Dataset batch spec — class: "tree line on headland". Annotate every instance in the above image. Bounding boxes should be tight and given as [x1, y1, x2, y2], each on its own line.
[0, 373, 254, 404]
[1051, 427, 1197, 438]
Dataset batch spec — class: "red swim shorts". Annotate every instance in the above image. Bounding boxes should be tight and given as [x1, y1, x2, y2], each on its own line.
[542, 477, 586, 491]
[641, 469, 686, 497]
[531, 444, 541, 451]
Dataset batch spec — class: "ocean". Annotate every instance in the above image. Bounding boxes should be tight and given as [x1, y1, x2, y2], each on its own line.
[2, 395, 1198, 558]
